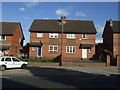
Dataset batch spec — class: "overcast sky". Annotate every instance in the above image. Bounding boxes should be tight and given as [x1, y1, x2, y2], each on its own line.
[2, 2, 119, 45]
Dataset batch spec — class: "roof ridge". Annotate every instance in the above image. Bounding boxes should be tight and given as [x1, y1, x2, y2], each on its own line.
[0, 22, 20, 24]
[34, 19, 93, 22]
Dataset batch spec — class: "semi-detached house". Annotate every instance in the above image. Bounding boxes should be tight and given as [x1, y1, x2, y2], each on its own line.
[0, 22, 25, 57]
[102, 19, 120, 66]
[29, 19, 97, 61]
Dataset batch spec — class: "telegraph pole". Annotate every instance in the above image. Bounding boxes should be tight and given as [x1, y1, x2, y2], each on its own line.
[59, 16, 66, 66]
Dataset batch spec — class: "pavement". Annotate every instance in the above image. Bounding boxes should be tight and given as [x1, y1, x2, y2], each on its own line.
[0, 65, 120, 88]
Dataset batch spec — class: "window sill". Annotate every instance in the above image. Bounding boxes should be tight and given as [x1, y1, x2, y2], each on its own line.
[67, 38, 76, 39]
[66, 53, 76, 54]
[82, 38, 88, 39]
[0, 40, 6, 41]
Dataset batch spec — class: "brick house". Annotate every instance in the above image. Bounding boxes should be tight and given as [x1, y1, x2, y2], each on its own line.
[29, 19, 97, 61]
[0, 22, 25, 57]
[102, 19, 120, 66]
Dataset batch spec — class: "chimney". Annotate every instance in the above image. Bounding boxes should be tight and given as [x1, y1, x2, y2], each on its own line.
[109, 19, 113, 27]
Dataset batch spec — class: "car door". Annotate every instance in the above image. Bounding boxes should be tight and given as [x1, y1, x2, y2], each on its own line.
[5, 57, 14, 68]
[12, 57, 21, 68]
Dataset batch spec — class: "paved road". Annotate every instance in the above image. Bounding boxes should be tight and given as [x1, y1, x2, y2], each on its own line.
[0, 65, 120, 88]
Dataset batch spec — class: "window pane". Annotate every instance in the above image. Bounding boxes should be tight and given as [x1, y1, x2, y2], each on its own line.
[70, 47, 72, 53]
[37, 33, 43, 37]
[67, 34, 75, 38]
[12, 58, 19, 62]
[85, 34, 88, 38]
[1, 58, 4, 61]
[49, 45, 58, 53]
[66, 46, 75, 53]
[73, 47, 75, 53]
[54, 47, 57, 50]
[50, 33, 58, 38]
[67, 47, 69, 53]
[50, 46, 53, 50]
[83, 34, 88, 39]
[0, 36, 5, 40]
[5, 58, 11, 61]
[83, 34, 85, 38]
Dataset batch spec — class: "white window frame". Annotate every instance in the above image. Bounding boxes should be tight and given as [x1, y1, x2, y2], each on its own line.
[67, 34, 76, 39]
[37, 33, 43, 38]
[49, 45, 58, 53]
[82, 34, 88, 39]
[32, 47, 36, 51]
[0, 35, 6, 41]
[49, 33, 58, 38]
[66, 46, 75, 54]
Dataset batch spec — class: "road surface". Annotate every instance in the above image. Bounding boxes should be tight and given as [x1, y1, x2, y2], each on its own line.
[0, 65, 120, 89]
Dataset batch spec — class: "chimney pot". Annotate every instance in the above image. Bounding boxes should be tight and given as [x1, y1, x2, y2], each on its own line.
[110, 19, 113, 26]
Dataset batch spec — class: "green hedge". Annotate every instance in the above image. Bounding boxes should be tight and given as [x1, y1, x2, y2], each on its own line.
[20, 58, 58, 63]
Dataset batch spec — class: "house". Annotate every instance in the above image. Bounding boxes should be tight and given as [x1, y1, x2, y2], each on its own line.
[0, 22, 25, 57]
[95, 42, 104, 60]
[102, 19, 120, 66]
[29, 19, 97, 61]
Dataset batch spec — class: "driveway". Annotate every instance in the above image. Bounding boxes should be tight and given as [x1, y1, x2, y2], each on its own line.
[1, 65, 120, 88]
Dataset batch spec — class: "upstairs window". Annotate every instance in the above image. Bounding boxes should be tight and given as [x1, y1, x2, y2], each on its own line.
[49, 33, 58, 38]
[0, 36, 6, 40]
[37, 33, 43, 38]
[67, 34, 76, 39]
[82, 34, 88, 39]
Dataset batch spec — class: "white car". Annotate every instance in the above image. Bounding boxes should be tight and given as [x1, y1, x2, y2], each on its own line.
[0, 56, 28, 71]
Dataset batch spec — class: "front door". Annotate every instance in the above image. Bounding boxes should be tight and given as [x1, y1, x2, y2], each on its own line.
[82, 49, 87, 59]
[37, 47, 42, 57]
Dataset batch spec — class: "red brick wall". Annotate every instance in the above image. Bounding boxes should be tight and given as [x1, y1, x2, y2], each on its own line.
[29, 32, 96, 60]
[113, 33, 120, 56]
[103, 26, 113, 53]
[0, 24, 24, 56]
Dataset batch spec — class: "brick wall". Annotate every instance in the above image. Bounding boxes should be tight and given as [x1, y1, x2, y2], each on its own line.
[29, 32, 96, 60]
[113, 33, 120, 55]
[103, 26, 113, 53]
[0, 24, 24, 56]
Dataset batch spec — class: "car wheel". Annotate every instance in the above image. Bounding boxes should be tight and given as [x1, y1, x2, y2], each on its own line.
[0, 66, 6, 71]
[21, 64, 27, 69]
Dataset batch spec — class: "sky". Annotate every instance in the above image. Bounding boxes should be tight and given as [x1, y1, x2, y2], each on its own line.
[1, 2, 119, 45]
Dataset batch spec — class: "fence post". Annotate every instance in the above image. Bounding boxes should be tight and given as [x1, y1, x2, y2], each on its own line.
[106, 55, 110, 66]
[117, 55, 120, 66]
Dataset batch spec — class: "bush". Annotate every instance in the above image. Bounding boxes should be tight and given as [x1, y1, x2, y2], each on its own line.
[20, 58, 58, 63]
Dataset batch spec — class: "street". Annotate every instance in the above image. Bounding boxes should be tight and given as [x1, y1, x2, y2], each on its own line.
[0, 65, 120, 88]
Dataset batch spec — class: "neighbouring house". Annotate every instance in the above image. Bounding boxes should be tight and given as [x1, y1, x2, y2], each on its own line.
[102, 19, 120, 66]
[29, 19, 97, 61]
[22, 43, 29, 58]
[95, 42, 104, 60]
[0, 22, 25, 57]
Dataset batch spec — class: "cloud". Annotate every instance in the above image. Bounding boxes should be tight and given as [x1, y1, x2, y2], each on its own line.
[56, 9, 69, 16]
[55, 6, 73, 16]
[95, 24, 104, 43]
[96, 39, 103, 43]
[19, 8, 25, 11]
[23, 16, 30, 19]
[43, 18, 49, 19]
[75, 11, 86, 17]
[24, 0, 40, 8]
[95, 24, 104, 34]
